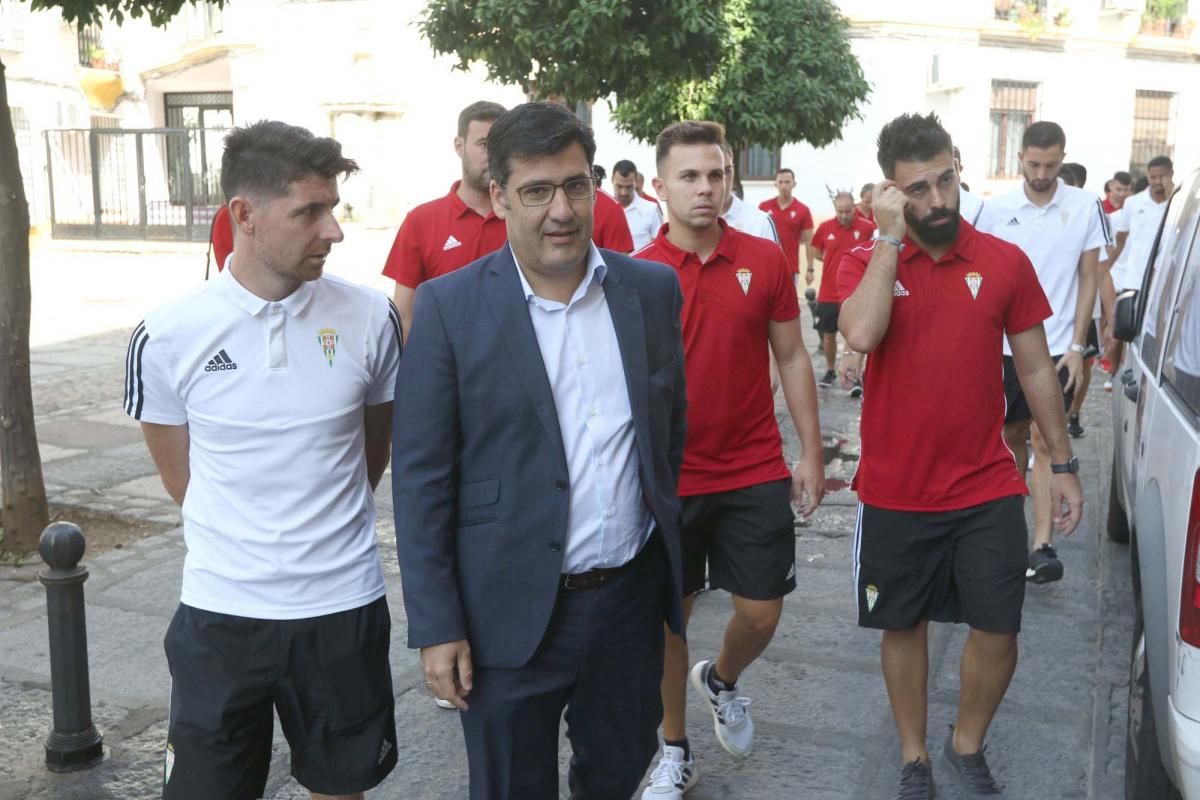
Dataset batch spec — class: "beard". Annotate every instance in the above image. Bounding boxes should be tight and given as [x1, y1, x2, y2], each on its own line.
[463, 163, 490, 194]
[906, 204, 960, 247]
[1024, 171, 1057, 194]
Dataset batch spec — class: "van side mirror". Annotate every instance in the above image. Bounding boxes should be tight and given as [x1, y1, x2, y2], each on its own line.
[1113, 290, 1139, 342]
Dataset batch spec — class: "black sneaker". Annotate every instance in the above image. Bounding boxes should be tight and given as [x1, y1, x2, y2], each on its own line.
[849, 380, 863, 399]
[895, 758, 936, 799]
[1026, 543, 1064, 584]
[1067, 413, 1084, 438]
[818, 370, 836, 388]
[939, 728, 1006, 797]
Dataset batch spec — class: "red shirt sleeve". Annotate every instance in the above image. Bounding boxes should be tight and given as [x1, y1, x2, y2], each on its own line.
[798, 204, 814, 232]
[594, 192, 635, 253]
[769, 248, 801, 322]
[812, 221, 829, 253]
[837, 245, 871, 303]
[1003, 247, 1054, 335]
[382, 209, 428, 288]
[211, 206, 233, 271]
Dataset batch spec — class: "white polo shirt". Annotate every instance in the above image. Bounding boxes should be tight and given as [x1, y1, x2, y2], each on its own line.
[959, 187, 984, 227]
[124, 266, 401, 620]
[1110, 189, 1170, 291]
[621, 193, 664, 251]
[723, 193, 780, 243]
[976, 178, 1111, 355]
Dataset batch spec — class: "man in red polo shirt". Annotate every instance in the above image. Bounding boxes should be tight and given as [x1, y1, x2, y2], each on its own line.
[759, 168, 814, 286]
[856, 182, 874, 222]
[811, 191, 875, 388]
[382, 101, 509, 340]
[838, 112, 1083, 800]
[636, 121, 824, 799]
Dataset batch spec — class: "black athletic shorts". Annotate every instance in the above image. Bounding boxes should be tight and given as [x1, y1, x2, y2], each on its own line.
[1002, 354, 1074, 425]
[854, 495, 1028, 633]
[681, 478, 796, 600]
[1084, 320, 1100, 359]
[813, 302, 840, 334]
[162, 597, 397, 799]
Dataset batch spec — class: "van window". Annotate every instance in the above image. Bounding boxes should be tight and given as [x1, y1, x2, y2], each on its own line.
[1141, 184, 1197, 373]
[1162, 239, 1200, 422]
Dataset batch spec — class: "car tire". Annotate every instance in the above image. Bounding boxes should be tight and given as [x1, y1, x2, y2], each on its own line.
[1109, 452, 1131, 543]
[1126, 604, 1181, 799]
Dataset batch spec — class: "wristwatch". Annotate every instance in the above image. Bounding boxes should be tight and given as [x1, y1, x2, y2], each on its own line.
[1069, 343, 1087, 355]
[1050, 457, 1080, 474]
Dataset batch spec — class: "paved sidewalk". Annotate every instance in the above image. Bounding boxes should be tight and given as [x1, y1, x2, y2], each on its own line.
[0, 316, 1132, 799]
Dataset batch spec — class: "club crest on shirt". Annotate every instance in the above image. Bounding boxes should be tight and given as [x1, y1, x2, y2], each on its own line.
[853, 230, 861, 240]
[965, 271, 983, 300]
[865, 584, 879, 612]
[318, 327, 339, 367]
[1061, 209, 1070, 225]
[736, 268, 752, 295]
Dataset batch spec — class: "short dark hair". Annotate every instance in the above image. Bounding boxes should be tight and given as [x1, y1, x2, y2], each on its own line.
[486, 102, 596, 187]
[1061, 166, 1078, 187]
[1022, 121, 1066, 151]
[1064, 162, 1087, 187]
[1113, 170, 1133, 186]
[1148, 155, 1174, 171]
[860, 182, 875, 197]
[1104, 179, 1112, 193]
[654, 120, 725, 170]
[221, 120, 359, 202]
[875, 112, 953, 179]
[776, 167, 795, 179]
[613, 159, 637, 177]
[457, 101, 507, 139]
[1135, 176, 1149, 193]
[592, 164, 607, 182]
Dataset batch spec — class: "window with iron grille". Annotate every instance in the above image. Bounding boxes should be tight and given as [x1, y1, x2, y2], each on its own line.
[1129, 90, 1175, 179]
[989, 80, 1038, 179]
[738, 145, 781, 182]
[10, 106, 35, 216]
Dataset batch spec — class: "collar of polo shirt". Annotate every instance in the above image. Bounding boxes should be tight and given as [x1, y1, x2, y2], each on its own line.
[217, 262, 316, 317]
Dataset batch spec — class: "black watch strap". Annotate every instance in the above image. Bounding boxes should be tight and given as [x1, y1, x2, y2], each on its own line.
[1050, 457, 1080, 474]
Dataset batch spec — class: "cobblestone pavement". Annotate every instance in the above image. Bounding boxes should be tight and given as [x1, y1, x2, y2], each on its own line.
[1, 255, 1132, 798]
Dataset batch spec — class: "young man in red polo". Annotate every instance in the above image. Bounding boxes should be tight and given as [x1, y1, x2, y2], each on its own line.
[838, 112, 1083, 800]
[636, 120, 825, 799]
[759, 167, 814, 287]
[382, 100, 509, 341]
[811, 190, 875, 389]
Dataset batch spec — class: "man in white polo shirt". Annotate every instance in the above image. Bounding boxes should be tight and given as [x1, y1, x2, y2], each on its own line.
[977, 121, 1109, 585]
[612, 158, 664, 249]
[719, 143, 779, 243]
[124, 120, 401, 800]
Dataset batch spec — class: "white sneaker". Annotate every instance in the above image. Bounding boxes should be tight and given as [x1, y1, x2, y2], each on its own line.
[641, 745, 699, 798]
[689, 660, 754, 758]
[434, 696, 457, 710]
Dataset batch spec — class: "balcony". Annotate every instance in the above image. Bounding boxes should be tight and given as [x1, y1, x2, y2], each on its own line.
[77, 24, 121, 71]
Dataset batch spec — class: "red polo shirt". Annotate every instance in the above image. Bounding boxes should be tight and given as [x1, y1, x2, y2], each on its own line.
[1102, 198, 1119, 214]
[855, 206, 874, 223]
[636, 221, 799, 496]
[813, 216, 875, 304]
[758, 197, 813, 274]
[594, 189, 636, 253]
[382, 181, 508, 288]
[837, 222, 1052, 512]
[210, 205, 233, 272]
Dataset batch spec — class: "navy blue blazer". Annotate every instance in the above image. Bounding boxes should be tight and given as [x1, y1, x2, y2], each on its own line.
[392, 246, 686, 669]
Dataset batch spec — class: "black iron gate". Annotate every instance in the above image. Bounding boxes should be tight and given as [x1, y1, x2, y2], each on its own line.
[44, 127, 226, 241]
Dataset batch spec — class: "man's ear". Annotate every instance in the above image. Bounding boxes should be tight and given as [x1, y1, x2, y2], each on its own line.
[651, 176, 666, 203]
[229, 195, 256, 234]
[453, 136, 466, 160]
[489, 180, 508, 220]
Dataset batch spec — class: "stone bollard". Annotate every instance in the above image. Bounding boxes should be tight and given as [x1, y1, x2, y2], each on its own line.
[38, 521, 104, 772]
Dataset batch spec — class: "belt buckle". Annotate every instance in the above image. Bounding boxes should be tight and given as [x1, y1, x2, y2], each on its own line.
[562, 573, 580, 591]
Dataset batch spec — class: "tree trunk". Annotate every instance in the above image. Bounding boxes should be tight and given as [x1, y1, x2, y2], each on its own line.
[0, 58, 49, 555]
[730, 143, 745, 200]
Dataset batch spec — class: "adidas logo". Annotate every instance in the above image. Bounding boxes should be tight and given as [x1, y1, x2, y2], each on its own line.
[893, 280, 910, 297]
[443, 235, 462, 251]
[204, 349, 238, 372]
[1006, 216, 1020, 226]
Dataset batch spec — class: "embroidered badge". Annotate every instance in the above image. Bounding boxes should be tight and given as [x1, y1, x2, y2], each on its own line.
[736, 268, 752, 295]
[318, 327, 339, 367]
[965, 271, 983, 300]
[865, 584, 879, 612]
[853, 230, 861, 239]
[1061, 209, 1070, 225]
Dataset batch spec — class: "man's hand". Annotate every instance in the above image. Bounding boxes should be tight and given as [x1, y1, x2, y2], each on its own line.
[1054, 350, 1084, 393]
[1050, 472, 1084, 535]
[839, 352, 864, 389]
[871, 180, 908, 240]
[791, 455, 826, 518]
[420, 639, 473, 711]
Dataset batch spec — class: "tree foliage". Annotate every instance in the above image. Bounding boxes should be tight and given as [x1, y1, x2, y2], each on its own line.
[419, 0, 729, 103]
[611, 0, 870, 153]
[28, 0, 214, 26]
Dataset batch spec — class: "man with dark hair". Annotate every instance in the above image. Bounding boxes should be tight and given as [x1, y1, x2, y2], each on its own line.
[382, 100, 508, 340]
[393, 101, 687, 800]
[840, 112, 1083, 799]
[812, 191, 874, 389]
[1103, 170, 1133, 214]
[759, 166, 815, 285]
[638, 120, 824, 798]
[613, 158, 664, 250]
[976, 121, 1108, 585]
[857, 182, 875, 221]
[718, 143, 778, 243]
[127, 120, 401, 800]
[1063, 161, 1088, 188]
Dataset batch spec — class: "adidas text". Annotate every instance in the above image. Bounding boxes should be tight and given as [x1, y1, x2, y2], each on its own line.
[204, 362, 238, 372]
[205, 350, 238, 372]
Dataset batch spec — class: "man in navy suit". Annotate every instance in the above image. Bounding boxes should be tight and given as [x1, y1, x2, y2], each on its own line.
[392, 101, 687, 800]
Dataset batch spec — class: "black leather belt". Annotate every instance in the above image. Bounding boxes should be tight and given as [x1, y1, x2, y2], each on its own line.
[559, 555, 640, 591]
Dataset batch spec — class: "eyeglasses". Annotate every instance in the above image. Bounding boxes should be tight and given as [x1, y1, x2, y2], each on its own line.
[503, 177, 597, 207]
